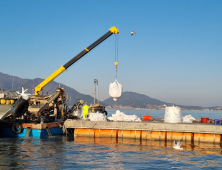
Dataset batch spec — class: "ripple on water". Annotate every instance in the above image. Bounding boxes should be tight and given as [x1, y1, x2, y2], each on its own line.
[1, 136, 222, 169]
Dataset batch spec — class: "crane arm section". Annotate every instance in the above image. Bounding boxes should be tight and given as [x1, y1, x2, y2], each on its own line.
[35, 26, 119, 95]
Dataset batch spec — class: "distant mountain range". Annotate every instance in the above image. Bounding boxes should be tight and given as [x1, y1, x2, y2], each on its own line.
[0, 72, 221, 110]
[104, 91, 206, 110]
[104, 91, 167, 107]
[0, 72, 102, 106]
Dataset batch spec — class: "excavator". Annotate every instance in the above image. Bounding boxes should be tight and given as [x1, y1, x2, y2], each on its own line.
[7, 26, 119, 123]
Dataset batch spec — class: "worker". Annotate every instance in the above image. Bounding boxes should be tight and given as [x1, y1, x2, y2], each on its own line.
[82, 102, 89, 118]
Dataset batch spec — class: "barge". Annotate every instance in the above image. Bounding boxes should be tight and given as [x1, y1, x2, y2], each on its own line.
[1, 121, 63, 137]
[0, 88, 66, 138]
[64, 119, 222, 143]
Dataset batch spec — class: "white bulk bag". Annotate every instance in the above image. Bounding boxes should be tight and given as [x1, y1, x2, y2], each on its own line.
[164, 105, 182, 123]
[109, 80, 123, 101]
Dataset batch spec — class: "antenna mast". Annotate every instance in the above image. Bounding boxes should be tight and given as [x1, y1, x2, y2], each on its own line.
[12, 75, 14, 91]
[94, 79, 99, 104]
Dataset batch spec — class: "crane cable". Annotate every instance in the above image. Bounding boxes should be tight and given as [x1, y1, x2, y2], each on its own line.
[115, 34, 119, 80]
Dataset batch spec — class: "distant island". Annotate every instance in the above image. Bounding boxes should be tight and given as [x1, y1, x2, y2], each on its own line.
[1, 72, 221, 111]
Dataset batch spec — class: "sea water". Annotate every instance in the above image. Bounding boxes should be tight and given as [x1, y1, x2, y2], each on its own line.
[1, 109, 222, 169]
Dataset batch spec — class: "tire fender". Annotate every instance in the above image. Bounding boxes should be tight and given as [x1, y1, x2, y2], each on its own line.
[12, 98, 29, 117]
[11, 123, 23, 134]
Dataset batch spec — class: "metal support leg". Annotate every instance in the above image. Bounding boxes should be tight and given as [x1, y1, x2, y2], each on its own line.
[46, 127, 52, 137]
[25, 127, 31, 137]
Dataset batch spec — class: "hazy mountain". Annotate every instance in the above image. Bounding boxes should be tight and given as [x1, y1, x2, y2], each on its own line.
[103, 91, 205, 110]
[103, 91, 168, 108]
[0, 72, 214, 110]
[0, 72, 103, 106]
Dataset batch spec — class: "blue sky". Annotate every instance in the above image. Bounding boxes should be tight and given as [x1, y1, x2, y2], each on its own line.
[0, 0, 222, 107]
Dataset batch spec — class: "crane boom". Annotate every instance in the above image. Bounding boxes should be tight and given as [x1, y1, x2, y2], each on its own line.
[35, 26, 119, 95]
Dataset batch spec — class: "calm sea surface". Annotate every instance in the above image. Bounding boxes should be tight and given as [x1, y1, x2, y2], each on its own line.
[1, 109, 222, 169]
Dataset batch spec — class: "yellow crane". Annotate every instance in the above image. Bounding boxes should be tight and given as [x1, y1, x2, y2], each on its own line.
[35, 26, 119, 95]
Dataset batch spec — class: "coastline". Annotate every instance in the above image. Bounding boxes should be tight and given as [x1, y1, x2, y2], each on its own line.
[106, 106, 222, 112]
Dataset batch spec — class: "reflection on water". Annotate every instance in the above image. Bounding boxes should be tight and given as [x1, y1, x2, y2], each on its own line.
[1, 136, 222, 169]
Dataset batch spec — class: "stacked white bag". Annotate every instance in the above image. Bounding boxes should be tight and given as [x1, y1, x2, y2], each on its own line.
[109, 80, 123, 101]
[108, 110, 141, 122]
[89, 112, 107, 121]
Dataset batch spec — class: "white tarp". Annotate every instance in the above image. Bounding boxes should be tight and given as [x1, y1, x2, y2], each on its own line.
[109, 80, 123, 101]
[108, 110, 141, 122]
[182, 114, 195, 123]
[89, 112, 107, 121]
